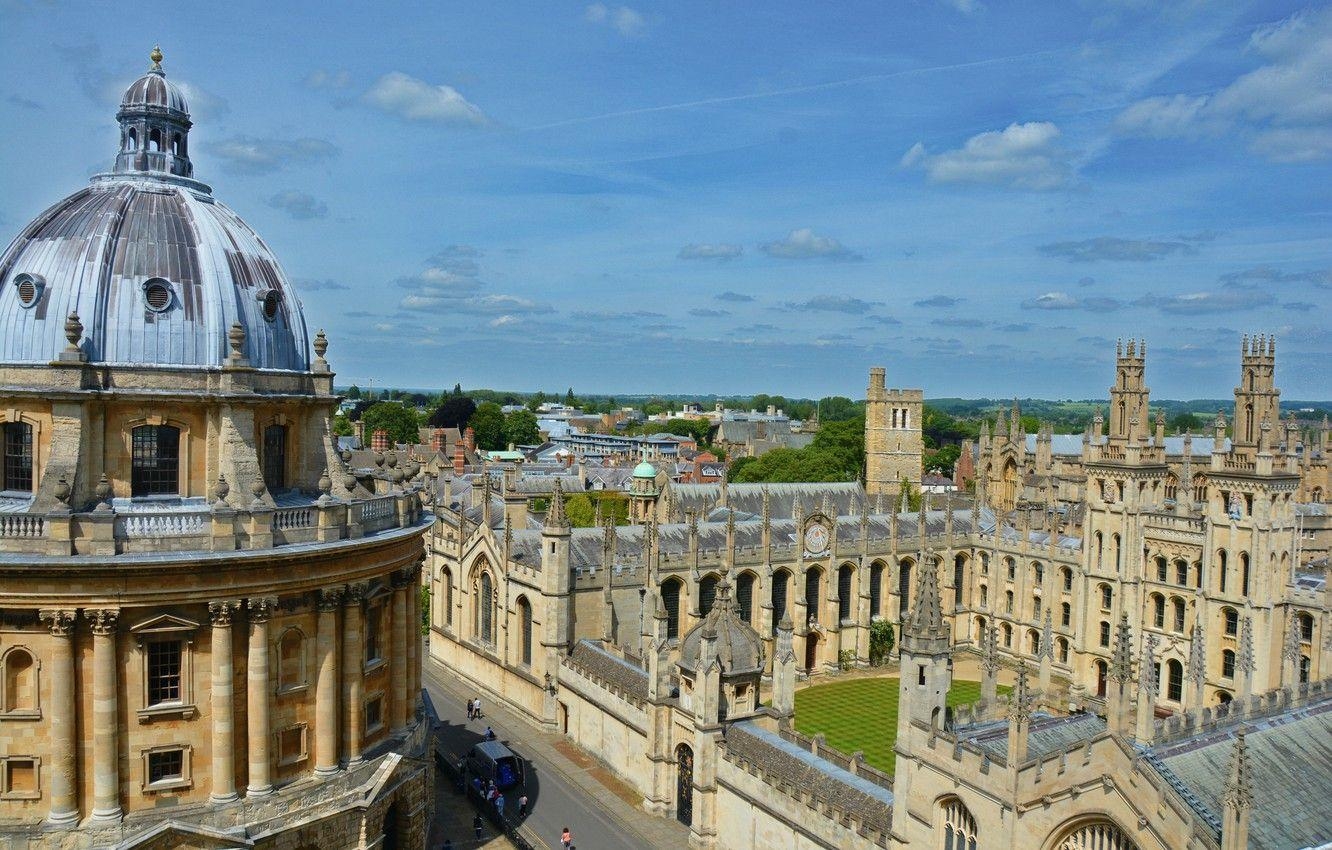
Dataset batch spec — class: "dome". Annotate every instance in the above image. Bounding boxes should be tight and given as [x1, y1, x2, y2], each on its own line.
[0, 48, 310, 372]
[633, 461, 657, 479]
[677, 573, 765, 676]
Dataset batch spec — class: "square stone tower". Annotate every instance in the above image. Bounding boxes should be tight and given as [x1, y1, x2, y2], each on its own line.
[865, 366, 923, 500]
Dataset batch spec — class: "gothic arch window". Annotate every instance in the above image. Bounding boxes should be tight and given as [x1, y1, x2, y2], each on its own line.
[1218, 551, 1228, 593]
[898, 559, 912, 619]
[1004, 590, 1013, 614]
[1239, 553, 1251, 596]
[1174, 559, 1188, 586]
[1166, 659, 1183, 702]
[1222, 608, 1238, 636]
[1060, 567, 1072, 593]
[277, 628, 307, 692]
[516, 596, 533, 667]
[1, 647, 37, 715]
[1094, 532, 1103, 569]
[1057, 637, 1069, 664]
[1298, 613, 1314, 643]
[979, 583, 988, 608]
[1028, 629, 1040, 656]
[805, 567, 822, 626]
[1054, 819, 1140, 850]
[1155, 556, 1168, 583]
[735, 572, 755, 624]
[661, 578, 683, 640]
[1001, 622, 1012, 647]
[130, 424, 180, 497]
[263, 424, 288, 491]
[1061, 602, 1071, 626]
[1005, 557, 1016, 582]
[837, 564, 854, 623]
[441, 567, 453, 628]
[1171, 597, 1186, 633]
[769, 570, 789, 635]
[869, 561, 884, 617]
[699, 574, 719, 617]
[953, 555, 966, 609]
[980, 552, 989, 575]
[1099, 584, 1112, 611]
[675, 744, 695, 826]
[1222, 649, 1235, 679]
[940, 797, 978, 850]
[1096, 660, 1108, 698]
[1032, 595, 1042, 620]
[1111, 533, 1122, 573]
[974, 616, 986, 640]
[1151, 594, 1165, 629]
[1299, 655, 1311, 684]
[1031, 561, 1044, 587]
[477, 572, 495, 645]
[2, 421, 33, 492]
[1099, 620, 1111, 648]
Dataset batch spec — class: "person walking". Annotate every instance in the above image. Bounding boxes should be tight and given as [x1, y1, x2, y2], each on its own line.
[472, 815, 483, 841]
[474, 696, 483, 718]
[466, 698, 474, 720]
[495, 793, 505, 818]
[517, 794, 528, 817]
[561, 826, 572, 848]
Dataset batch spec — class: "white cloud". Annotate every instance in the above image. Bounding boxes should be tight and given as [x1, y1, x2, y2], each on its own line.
[489, 315, 521, 328]
[759, 228, 862, 261]
[363, 72, 489, 126]
[209, 136, 338, 175]
[1116, 8, 1332, 162]
[1022, 292, 1123, 312]
[267, 190, 328, 220]
[900, 122, 1073, 190]
[678, 243, 743, 261]
[585, 4, 647, 37]
[305, 69, 352, 90]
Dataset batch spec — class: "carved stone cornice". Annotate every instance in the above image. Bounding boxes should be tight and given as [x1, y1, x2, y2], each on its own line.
[318, 587, 345, 612]
[39, 608, 77, 637]
[246, 596, 279, 623]
[344, 582, 368, 607]
[85, 608, 120, 636]
[208, 599, 241, 627]
[391, 569, 414, 590]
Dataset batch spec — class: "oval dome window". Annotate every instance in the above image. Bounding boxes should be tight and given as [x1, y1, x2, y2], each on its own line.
[261, 289, 281, 322]
[13, 274, 45, 308]
[143, 278, 173, 312]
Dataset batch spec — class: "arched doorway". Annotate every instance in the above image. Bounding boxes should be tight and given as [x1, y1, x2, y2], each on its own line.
[1096, 660, 1108, 698]
[675, 743, 693, 826]
[380, 801, 401, 850]
[805, 632, 820, 672]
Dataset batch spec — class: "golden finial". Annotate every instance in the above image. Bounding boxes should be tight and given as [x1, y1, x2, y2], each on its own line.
[150, 45, 164, 71]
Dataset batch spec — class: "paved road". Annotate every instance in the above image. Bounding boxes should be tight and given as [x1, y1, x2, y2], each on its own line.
[423, 661, 651, 850]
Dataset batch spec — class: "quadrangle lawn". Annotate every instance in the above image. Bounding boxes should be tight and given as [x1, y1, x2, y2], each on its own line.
[793, 677, 1007, 775]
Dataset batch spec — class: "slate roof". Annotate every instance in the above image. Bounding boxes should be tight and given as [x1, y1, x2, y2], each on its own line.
[956, 712, 1106, 762]
[1147, 696, 1332, 850]
[566, 639, 648, 702]
[670, 482, 866, 521]
[724, 722, 892, 836]
[507, 474, 585, 496]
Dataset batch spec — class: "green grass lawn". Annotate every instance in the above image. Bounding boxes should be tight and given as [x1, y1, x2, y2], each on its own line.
[793, 678, 1004, 775]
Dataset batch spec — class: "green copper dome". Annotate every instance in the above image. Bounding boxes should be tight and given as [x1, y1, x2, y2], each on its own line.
[633, 461, 657, 479]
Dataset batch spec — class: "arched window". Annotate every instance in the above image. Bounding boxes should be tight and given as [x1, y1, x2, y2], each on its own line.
[1299, 613, 1314, 643]
[1111, 533, 1122, 573]
[805, 568, 822, 625]
[1061, 567, 1073, 592]
[1221, 608, 1238, 636]
[1163, 658, 1183, 701]
[2, 648, 36, 713]
[1099, 620, 1111, 647]
[1174, 559, 1188, 586]
[1028, 629, 1040, 656]
[1032, 595, 1042, 619]
[869, 562, 884, 617]
[149, 128, 162, 151]
[1061, 601, 1071, 626]
[953, 555, 966, 609]
[131, 424, 181, 497]
[898, 560, 912, 619]
[1096, 660, 1108, 698]
[2, 422, 33, 492]
[1155, 556, 1168, 583]
[127, 127, 138, 150]
[979, 584, 988, 608]
[1005, 557, 1016, 581]
[770, 571, 789, 635]
[1172, 597, 1185, 633]
[1094, 531, 1103, 568]
[980, 552, 989, 575]
[1057, 637, 1069, 664]
[1222, 649, 1235, 679]
[662, 578, 682, 640]
[1240, 553, 1251, 596]
[1055, 819, 1140, 849]
[477, 573, 495, 644]
[735, 572, 754, 624]
[1299, 655, 1311, 684]
[171, 133, 182, 156]
[1218, 550, 1228, 593]
[837, 565, 853, 622]
[699, 574, 719, 617]
[1001, 622, 1012, 647]
[278, 628, 306, 691]
[1194, 561, 1203, 589]
[940, 798, 978, 850]
[516, 596, 533, 666]
[441, 567, 453, 628]
[1004, 590, 1013, 614]
[1031, 561, 1044, 586]
[1152, 594, 1165, 629]
[263, 425, 287, 490]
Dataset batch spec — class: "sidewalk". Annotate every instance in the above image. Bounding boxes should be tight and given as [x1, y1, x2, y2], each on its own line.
[424, 661, 692, 850]
[429, 769, 515, 850]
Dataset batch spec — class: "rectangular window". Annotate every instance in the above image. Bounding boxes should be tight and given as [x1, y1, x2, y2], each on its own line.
[147, 640, 182, 705]
[2, 423, 33, 492]
[147, 749, 184, 785]
[131, 424, 180, 497]
[263, 425, 287, 490]
[365, 695, 384, 732]
[2, 758, 37, 798]
[279, 725, 307, 765]
[366, 605, 383, 664]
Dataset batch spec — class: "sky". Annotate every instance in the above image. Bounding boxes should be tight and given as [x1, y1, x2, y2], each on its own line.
[1, 0, 1329, 400]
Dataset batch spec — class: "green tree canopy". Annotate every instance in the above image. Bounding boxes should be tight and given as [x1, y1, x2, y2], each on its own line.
[816, 396, 862, 422]
[527, 391, 547, 412]
[331, 413, 353, 437]
[345, 385, 361, 399]
[361, 402, 419, 445]
[503, 409, 540, 447]
[468, 402, 506, 451]
[1169, 412, 1202, 434]
[563, 493, 629, 527]
[428, 396, 477, 429]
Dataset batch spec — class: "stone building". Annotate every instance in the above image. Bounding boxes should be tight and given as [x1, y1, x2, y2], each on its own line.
[0, 49, 433, 849]
[864, 367, 923, 502]
[426, 352, 1331, 847]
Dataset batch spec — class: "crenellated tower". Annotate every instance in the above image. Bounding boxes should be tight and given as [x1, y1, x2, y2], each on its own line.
[1232, 334, 1280, 455]
[864, 366, 923, 501]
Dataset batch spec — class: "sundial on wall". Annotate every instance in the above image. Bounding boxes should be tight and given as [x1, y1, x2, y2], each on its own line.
[803, 519, 830, 557]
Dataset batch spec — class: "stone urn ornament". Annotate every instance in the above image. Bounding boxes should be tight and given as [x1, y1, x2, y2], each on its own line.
[214, 474, 231, 507]
[53, 474, 72, 507]
[386, 451, 398, 469]
[94, 473, 113, 510]
[373, 452, 385, 469]
[318, 468, 332, 497]
[250, 478, 267, 506]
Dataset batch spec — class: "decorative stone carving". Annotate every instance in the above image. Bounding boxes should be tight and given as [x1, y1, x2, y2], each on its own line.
[313, 328, 328, 360]
[214, 474, 231, 505]
[53, 474, 71, 506]
[40, 608, 77, 636]
[64, 312, 83, 351]
[209, 599, 240, 626]
[228, 321, 246, 360]
[247, 596, 278, 623]
[318, 587, 344, 611]
[86, 608, 119, 635]
[344, 582, 368, 606]
[94, 473, 113, 510]
[318, 468, 332, 497]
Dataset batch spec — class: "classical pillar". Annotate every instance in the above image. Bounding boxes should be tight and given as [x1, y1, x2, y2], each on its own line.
[343, 583, 367, 766]
[39, 609, 79, 826]
[391, 570, 411, 729]
[314, 587, 343, 776]
[246, 597, 277, 797]
[209, 600, 241, 803]
[87, 608, 122, 822]
[406, 566, 420, 721]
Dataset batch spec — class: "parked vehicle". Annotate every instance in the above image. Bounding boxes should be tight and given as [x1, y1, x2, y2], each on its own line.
[466, 740, 525, 790]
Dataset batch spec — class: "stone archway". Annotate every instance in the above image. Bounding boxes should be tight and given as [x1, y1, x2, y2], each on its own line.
[805, 632, 820, 672]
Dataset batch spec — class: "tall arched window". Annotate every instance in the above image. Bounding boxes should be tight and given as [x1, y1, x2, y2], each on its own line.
[131, 424, 180, 496]
[1001, 622, 1012, 647]
[1061, 602, 1071, 626]
[2, 422, 33, 492]
[940, 798, 978, 850]
[1174, 559, 1188, 586]
[1111, 533, 1122, 573]
[1222, 649, 1235, 679]
[2, 648, 36, 713]
[1061, 567, 1073, 592]
[1299, 655, 1311, 684]
[1099, 620, 1111, 647]
[1096, 660, 1108, 698]
[837, 565, 853, 623]
[805, 568, 822, 625]
[263, 424, 287, 490]
[1094, 531, 1103, 568]
[1166, 659, 1183, 701]
[1057, 637, 1069, 663]
[1056, 820, 1140, 850]
[516, 596, 533, 666]
[869, 562, 884, 617]
[1298, 612, 1314, 643]
[1155, 556, 1168, 583]
[770, 571, 789, 635]
[478, 573, 495, 644]
[1240, 553, 1251, 596]
[278, 628, 306, 691]
[1028, 629, 1040, 656]
[662, 578, 682, 640]
[699, 574, 719, 616]
[735, 572, 754, 624]
[953, 555, 966, 609]
[1171, 597, 1186, 632]
[1152, 594, 1165, 628]
[441, 567, 453, 628]
[898, 560, 912, 618]
[1218, 550, 1228, 593]
[1223, 608, 1238, 636]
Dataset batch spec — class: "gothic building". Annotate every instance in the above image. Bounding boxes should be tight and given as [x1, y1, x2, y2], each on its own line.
[0, 50, 433, 848]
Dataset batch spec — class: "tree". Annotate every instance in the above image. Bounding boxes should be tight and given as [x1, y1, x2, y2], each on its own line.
[564, 493, 629, 527]
[727, 416, 865, 484]
[527, 391, 547, 412]
[869, 620, 895, 666]
[345, 385, 362, 399]
[452, 383, 463, 397]
[816, 396, 861, 422]
[332, 413, 353, 437]
[428, 396, 477, 429]
[925, 444, 960, 477]
[503, 409, 540, 447]
[1169, 412, 1202, 434]
[468, 402, 506, 451]
[361, 401, 420, 445]
[565, 387, 577, 407]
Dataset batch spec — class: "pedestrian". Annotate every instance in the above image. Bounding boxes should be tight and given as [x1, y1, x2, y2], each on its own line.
[466, 698, 474, 720]
[495, 794, 505, 817]
[474, 696, 483, 718]
[473, 815, 483, 840]
[484, 726, 496, 741]
[561, 826, 572, 848]
[518, 794, 528, 817]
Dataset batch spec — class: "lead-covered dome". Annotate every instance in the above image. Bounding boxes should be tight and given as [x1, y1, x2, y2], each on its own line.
[0, 47, 309, 371]
[678, 572, 765, 676]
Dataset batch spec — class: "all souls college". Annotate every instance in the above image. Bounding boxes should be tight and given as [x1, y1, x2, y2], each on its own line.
[0, 51, 1329, 850]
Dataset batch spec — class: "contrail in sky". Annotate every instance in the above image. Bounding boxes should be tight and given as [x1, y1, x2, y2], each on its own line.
[522, 48, 1067, 132]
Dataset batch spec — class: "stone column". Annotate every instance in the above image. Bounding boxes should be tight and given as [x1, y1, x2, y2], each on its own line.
[314, 587, 343, 776]
[209, 600, 241, 803]
[391, 570, 411, 729]
[246, 597, 277, 797]
[39, 609, 79, 826]
[87, 608, 122, 822]
[406, 566, 420, 721]
[343, 583, 367, 766]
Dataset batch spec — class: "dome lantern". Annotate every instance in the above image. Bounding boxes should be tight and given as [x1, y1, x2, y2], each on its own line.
[114, 46, 194, 179]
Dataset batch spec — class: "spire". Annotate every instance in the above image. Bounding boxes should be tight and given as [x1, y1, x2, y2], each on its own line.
[544, 477, 570, 531]
[1009, 663, 1032, 724]
[1136, 634, 1158, 742]
[1223, 729, 1253, 810]
[1109, 614, 1134, 684]
[904, 551, 948, 647]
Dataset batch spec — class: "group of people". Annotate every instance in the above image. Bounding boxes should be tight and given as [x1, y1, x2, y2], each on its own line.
[465, 696, 483, 719]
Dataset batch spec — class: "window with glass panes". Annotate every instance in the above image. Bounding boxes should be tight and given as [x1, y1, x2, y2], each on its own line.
[263, 425, 286, 490]
[146, 641, 183, 705]
[131, 425, 180, 496]
[147, 749, 184, 784]
[2, 423, 32, 492]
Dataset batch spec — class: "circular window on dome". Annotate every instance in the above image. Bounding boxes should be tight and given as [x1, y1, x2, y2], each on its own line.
[142, 278, 173, 313]
[12, 274, 45, 309]
[260, 289, 281, 322]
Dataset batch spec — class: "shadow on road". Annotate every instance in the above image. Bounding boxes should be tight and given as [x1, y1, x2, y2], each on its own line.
[433, 718, 543, 849]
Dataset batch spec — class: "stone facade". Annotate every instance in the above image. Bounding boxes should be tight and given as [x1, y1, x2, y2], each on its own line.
[864, 367, 923, 503]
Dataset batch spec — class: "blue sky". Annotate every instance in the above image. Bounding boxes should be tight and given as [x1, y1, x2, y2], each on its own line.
[1, 0, 1329, 399]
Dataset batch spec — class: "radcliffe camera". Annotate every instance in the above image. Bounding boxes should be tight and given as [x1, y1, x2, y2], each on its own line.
[0, 5, 1327, 850]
